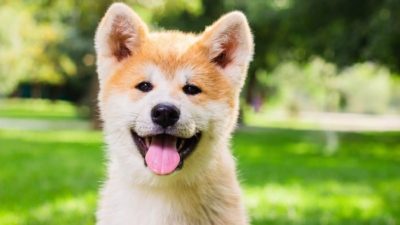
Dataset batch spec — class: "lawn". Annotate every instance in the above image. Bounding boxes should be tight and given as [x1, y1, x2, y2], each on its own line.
[0, 99, 86, 120]
[0, 127, 399, 225]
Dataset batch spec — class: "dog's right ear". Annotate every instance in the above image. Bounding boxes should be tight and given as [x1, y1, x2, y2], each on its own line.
[95, 3, 148, 83]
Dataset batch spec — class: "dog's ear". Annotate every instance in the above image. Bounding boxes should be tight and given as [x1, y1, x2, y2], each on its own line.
[95, 3, 148, 83]
[199, 11, 254, 87]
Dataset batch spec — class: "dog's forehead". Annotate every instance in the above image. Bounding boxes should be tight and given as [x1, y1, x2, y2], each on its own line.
[131, 31, 208, 80]
[143, 63, 193, 83]
[147, 31, 199, 53]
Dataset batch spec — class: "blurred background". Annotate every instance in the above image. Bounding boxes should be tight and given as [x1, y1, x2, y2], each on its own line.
[0, 0, 399, 224]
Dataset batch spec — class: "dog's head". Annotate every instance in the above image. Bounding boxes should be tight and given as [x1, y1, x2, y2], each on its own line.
[95, 3, 253, 185]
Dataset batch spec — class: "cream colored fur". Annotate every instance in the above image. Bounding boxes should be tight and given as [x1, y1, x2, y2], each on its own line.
[95, 3, 254, 225]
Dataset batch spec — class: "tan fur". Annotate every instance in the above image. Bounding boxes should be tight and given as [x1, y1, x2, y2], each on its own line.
[95, 3, 254, 225]
[101, 35, 235, 107]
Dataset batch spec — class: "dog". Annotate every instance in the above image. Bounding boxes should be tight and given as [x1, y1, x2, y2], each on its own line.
[94, 3, 254, 225]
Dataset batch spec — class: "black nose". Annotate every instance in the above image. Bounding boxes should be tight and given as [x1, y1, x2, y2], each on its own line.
[151, 103, 180, 128]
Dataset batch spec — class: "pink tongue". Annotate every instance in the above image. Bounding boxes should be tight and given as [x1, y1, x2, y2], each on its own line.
[145, 135, 180, 175]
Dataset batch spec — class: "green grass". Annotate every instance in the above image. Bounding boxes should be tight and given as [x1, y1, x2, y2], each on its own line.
[0, 130, 102, 225]
[0, 128, 399, 225]
[234, 128, 400, 224]
[0, 99, 86, 120]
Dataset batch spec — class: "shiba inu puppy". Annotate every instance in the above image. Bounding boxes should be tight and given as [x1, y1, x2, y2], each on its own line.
[95, 2, 253, 225]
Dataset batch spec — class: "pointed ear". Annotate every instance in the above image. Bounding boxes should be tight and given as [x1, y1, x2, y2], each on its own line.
[199, 11, 254, 86]
[95, 3, 148, 82]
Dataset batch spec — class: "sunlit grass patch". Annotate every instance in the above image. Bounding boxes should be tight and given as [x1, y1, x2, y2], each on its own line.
[0, 129, 103, 225]
[0, 192, 97, 225]
[0, 98, 87, 119]
[243, 109, 318, 129]
[233, 128, 400, 224]
[30, 192, 97, 225]
[245, 182, 389, 224]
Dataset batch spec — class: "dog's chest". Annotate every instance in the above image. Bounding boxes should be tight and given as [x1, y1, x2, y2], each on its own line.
[98, 185, 226, 225]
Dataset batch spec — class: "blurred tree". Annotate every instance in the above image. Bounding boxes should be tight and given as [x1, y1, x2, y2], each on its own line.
[1, 0, 400, 115]
[337, 62, 392, 114]
[284, 0, 400, 71]
[0, 4, 69, 96]
[154, 0, 400, 102]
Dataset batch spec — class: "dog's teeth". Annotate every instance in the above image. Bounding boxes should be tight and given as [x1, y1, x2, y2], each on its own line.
[178, 139, 185, 150]
[177, 160, 183, 170]
[145, 138, 150, 147]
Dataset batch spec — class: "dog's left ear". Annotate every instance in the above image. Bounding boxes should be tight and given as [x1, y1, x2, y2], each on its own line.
[199, 11, 254, 86]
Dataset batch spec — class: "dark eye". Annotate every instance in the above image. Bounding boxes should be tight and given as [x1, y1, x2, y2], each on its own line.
[183, 84, 202, 95]
[135, 81, 153, 92]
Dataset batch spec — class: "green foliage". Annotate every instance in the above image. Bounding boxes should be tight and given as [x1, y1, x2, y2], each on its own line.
[1, 0, 400, 113]
[150, 0, 400, 115]
[0, 128, 399, 224]
[258, 58, 398, 114]
[0, 5, 64, 94]
[260, 57, 338, 113]
[0, 0, 205, 98]
[390, 77, 400, 111]
[155, 0, 400, 72]
[337, 63, 392, 114]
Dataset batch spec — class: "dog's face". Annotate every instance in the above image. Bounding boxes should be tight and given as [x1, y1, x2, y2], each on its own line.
[95, 3, 253, 184]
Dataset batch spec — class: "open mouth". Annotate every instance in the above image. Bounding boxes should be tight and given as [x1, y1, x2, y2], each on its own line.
[130, 130, 201, 175]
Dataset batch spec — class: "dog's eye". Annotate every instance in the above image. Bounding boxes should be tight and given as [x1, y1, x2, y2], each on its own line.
[183, 84, 202, 95]
[136, 81, 153, 92]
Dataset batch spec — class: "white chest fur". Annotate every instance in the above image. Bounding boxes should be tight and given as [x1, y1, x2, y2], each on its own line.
[96, 166, 248, 225]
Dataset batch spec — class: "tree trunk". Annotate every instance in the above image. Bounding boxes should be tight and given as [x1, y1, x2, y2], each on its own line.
[84, 76, 102, 130]
[32, 83, 42, 98]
